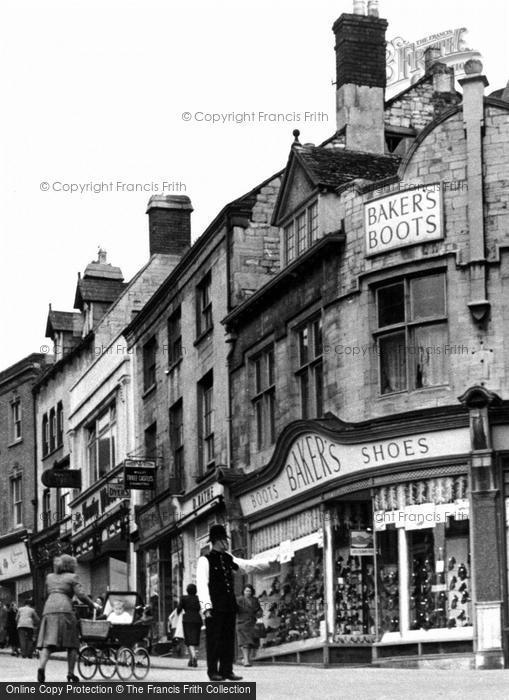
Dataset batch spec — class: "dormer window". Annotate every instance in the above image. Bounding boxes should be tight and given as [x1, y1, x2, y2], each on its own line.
[283, 201, 319, 264]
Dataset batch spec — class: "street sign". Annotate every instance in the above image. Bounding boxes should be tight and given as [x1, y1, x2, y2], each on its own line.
[41, 468, 81, 489]
[123, 459, 156, 490]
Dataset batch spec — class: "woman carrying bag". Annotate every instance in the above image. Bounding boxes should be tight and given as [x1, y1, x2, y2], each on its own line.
[177, 584, 202, 667]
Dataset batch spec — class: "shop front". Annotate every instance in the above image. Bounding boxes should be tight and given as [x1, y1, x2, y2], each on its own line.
[233, 411, 490, 668]
[0, 534, 32, 606]
[70, 464, 130, 598]
[134, 491, 181, 645]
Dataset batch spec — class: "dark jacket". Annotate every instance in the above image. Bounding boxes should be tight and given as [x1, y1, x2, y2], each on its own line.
[177, 594, 201, 624]
[206, 550, 239, 612]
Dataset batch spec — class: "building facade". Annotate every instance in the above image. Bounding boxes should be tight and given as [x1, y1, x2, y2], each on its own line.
[0, 353, 52, 606]
[124, 183, 282, 642]
[222, 3, 509, 670]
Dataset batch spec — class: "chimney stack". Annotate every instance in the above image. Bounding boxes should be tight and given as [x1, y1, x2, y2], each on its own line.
[146, 195, 193, 257]
[424, 45, 441, 73]
[333, 3, 388, 154]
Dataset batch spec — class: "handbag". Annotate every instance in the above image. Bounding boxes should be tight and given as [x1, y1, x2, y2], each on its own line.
[253, 620, 267, 639]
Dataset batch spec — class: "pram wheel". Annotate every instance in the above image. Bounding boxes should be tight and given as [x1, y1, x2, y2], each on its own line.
[116, 646, 134, 680]
[78, 646, 98, 680]
[98, 647, 117, 679]
[132, 646, 150, 679]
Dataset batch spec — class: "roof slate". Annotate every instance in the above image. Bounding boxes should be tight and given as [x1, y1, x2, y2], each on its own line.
[296, 146, 401, 190]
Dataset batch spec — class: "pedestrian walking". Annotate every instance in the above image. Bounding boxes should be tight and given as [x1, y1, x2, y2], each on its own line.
[196, 523, 276, 681]
[236, 584, 262, 667]
[177, 584, 202, 667]
[6, 603, 19, 656]
[36, 554, 101, 683]
[16, 598, 40, 658]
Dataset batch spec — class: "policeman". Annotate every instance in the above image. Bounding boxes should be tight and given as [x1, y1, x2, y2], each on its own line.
[196, 524, 273, 681]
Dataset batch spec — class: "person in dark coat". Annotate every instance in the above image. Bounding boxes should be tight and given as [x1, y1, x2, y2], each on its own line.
[177, 584, 202, 667]
[196, 523, 275, 681]
[6, 603, 19, 656]
[36, 555, 100, 683]
[236, 584, 262, 666]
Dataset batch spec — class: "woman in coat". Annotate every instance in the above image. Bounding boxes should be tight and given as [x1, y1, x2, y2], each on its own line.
[36, 555, 100, 682]
[177, 583, 202, 667]
[236, 584, 262, 667]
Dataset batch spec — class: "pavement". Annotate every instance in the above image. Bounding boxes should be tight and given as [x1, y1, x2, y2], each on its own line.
[1, 647, 509, 699]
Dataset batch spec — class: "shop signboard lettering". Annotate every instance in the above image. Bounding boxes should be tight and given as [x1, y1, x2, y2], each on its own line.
[240, 429, 470, 517]
[41, 468, 81, 489]
[0, 542, 30, 582]
[123, 459, 156, 490]
[365, 187, 443, 256]
[178, 482, 224, 522]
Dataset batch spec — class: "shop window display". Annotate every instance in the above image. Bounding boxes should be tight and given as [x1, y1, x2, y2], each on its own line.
[377, 529, 400, 634]
[332, 502, 376, 642]
[408, 520, 471, 631]
[255, 544, 324, 646]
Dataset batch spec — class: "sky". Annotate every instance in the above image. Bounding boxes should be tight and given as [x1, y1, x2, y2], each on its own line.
[1, 0, 508, 370]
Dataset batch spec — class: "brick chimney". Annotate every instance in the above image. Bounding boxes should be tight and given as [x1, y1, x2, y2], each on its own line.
[146, 195, 193, 257]
[333, 1, 387, 154]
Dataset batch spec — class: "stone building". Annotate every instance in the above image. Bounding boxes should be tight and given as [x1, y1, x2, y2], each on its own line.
[32, 239, 180, 608]
[0, 353, 52, 605]
[123, 181, 282, 641]
[222, 2, 509, 670]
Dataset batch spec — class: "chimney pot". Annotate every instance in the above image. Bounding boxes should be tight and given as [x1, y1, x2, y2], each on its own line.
[367, 0, 379, 17]
[353, 0, 366, 14]
[146, 195, 193, 257]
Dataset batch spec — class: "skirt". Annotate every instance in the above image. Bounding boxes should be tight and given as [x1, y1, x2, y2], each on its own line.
[36, 612, 80, 651]
[237, 620, 257, 648]
[183, 621, 201, 647]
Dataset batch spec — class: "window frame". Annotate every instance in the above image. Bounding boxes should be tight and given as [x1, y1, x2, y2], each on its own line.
[87, 403, 117, 483]
[169, 398, 184, 488]
[167, 306, 183, 367]
[143, 335, 157, 392]
[56, 401, 64, 448]
[42, 413, 49, 457]
[251, 346, 276, 450]
[11, 476, 22, 527]
[11, 399, 22, 442]
[295, 316, 324, 419]
[282, 199, 320, 265]
[374, 272, 448, 396]
[198, 371, 214, 472]
[196, 271, 213, 339]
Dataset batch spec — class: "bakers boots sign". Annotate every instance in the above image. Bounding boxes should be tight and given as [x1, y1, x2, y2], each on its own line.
[364, 186, 443, 256]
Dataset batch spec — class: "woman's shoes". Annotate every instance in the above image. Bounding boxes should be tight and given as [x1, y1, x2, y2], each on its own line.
[67, 674, 80, 682]
[37, 669, 45, 683]
[242, 662, 252, 667]
[191, 658, 198, 667]
[187, 659, 193, 667]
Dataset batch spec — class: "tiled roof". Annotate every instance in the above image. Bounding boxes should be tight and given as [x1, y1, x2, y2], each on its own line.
[74, 278, 127, 308]
[296, 146, 401, 190]
[47, 310, 80, 333]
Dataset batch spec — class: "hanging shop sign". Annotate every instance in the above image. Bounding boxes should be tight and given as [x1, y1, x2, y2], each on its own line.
[0, 542, 30, 582]
[41, 468, 82, 489]
[240, 428, 470, 517]
[123, 459, 156, 490]
[365, 187, 443, 256]
[350, 530, 374, 557]
[107, 482, 131, 499]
